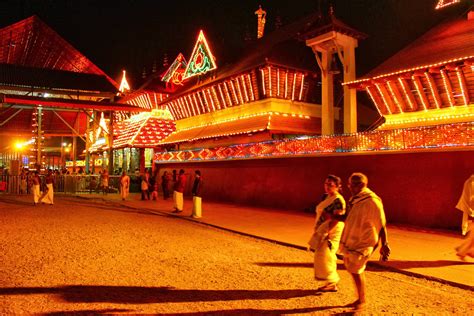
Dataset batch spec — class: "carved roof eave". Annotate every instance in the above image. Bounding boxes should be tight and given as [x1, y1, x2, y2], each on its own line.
[345, 56, 474, 90]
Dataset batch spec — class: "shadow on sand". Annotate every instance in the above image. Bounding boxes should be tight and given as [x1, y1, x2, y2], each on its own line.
[0, 286, 322, 304]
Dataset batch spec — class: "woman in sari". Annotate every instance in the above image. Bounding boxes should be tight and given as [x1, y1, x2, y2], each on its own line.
[308, 175, 346, 292]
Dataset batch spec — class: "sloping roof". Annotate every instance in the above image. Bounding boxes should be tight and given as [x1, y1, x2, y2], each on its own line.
[0, 15, 117, 87]
[160, 113, 320, 145]
[113, 111, 175, 148]
[0, 106, 88, 136]
[359, 12, 474, 81]
[0, 63, 117, 93]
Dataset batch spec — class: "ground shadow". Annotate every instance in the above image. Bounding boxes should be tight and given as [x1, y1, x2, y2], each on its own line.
[0, 286, 320, 304]
[255, 262, 348, 270]
[42, 309, 131, 315]
[154, 305, 347, 315]
[378, 260, 473, 269]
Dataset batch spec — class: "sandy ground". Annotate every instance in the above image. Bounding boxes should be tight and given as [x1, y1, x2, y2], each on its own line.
[0, 195, 473, 315]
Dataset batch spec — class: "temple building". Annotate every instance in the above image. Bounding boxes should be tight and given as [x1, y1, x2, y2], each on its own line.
[146, 5, 473, 230]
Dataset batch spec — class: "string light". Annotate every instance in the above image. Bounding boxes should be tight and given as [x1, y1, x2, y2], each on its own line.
[456, 67, 470, 105]
[387, 81, 404, 113]
[247, 74, 255, 101]
[154, 122, 473, 162]
[398, 78, 415, 111]
[183, 30, 217, 80]
[299, 74, 305, 101]
[440, 69, 455, 107]
[424, 72, 441, 109]
[412, 75, 429, 111]
[375, 83, 392, 114]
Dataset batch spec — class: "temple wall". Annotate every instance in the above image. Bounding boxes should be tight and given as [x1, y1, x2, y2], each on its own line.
[157, 150, 473, 230]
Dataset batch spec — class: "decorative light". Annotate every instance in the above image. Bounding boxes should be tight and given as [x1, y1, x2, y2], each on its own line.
[162, 53, 187, 84]
[455, 67, 470, 105]
[375, 83, 392, 114]
[260, 68, 266, 96]
[344, 56, 474, 86]
[435, 0, 460, 10]
[412, 76, 428, 111]
[154, 122, 473, 162]
[398, 78, 415, 111]
[241, 75, 249, 102]
[387, 81, 404, 113]
[183, 30, 217, 79]
[285, 71, 288, 98]
[247, 74, 255, 101]
[268, 66, 272, 97]
[299, 74, 305, 101]
[440, 69, 455, 107]
[424, 72, 441, 109]
[119, 70, 131, 93]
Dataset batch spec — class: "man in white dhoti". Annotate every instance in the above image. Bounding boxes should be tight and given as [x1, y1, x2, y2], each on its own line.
[455, 174, 474, 260]
[339, 173, 390, 312]
[39, 169, 54, 205]
[31, 171, 41, 205]
[120, 171, 130, 201]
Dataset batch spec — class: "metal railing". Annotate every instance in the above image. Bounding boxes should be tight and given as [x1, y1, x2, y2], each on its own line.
[0, 174, 144, 195]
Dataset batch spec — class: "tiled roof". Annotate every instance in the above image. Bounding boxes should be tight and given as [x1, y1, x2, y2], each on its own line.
[0, 15, 117, 87]
[359, 12, 474, 80]
[113, 111, 176, 148]
[160, 113, 320, 145]
[0, 63, 117, 93]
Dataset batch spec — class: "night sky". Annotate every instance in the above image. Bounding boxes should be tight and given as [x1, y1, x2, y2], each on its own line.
[0, 0, 471, 86]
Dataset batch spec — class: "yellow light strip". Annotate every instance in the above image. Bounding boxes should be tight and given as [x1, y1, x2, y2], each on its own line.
[277, 68, 280, 97]
[260, 68, 266, 96]
[217, 84, 227, 108]
[241, 75, 249, 102]
[398, 78, 415, 111]
[230, 80, 238, 105]
[268, 66, 272, 97]
[387, 81, 404, 113]
[456, 67, 470, 105]
[235, 78, 244, 104]
[299, 74, 305, 101]
[224, 81, 233, 106]
[366, 86, 383, 116]
[412, 75, 428, 111]
[424, 72, 441, 109]
[207, 89, 216, 111]
[284, 71, 288, 98]
[212, 87, 221, 110]
[375, 83, 392, 114]
[440, 69, 455, 107]
[291, 73, 296, 101]
[247, 74, 255, 101]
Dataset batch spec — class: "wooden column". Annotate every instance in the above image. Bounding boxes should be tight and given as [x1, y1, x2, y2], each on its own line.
[343, 44, 357, 133]
[108, 111, 114, 175]
[321, 51, 334, 135]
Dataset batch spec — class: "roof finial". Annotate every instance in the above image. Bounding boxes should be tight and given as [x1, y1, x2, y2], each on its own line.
[255, 5, 267, 39]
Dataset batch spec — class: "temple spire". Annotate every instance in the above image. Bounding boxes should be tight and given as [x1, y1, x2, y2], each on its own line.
[119, 70, 130, 93]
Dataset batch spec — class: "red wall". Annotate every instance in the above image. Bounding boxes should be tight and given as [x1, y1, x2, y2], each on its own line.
[158, 150, 473, 230]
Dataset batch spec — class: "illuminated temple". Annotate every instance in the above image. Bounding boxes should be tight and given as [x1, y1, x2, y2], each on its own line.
[0, 4, 473, 230]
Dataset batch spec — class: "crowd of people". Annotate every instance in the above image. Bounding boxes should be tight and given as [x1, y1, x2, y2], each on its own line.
[119, 168, 204, 218]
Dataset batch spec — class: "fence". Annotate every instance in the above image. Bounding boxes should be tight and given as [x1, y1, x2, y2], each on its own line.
[0, 174, 143, 195]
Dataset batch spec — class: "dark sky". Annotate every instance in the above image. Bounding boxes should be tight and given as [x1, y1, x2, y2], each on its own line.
[0, 0, 471, 86]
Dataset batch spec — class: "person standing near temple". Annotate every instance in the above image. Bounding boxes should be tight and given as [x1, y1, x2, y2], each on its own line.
[339, 172, 390, 312]
[19, 170, 27, 194]
[100, 169, 109, 195]
[39, 169, 55, 205]
[455, 174, 474, 260]
[191, 170, 203, 218]
[120, 171, 130, 201]
[172, 169, 186, 213]
[31, 171, 41, 205]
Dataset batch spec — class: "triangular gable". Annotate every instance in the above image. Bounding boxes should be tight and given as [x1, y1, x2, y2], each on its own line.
[161, 53, 187, 85]
[183, 30, 217, 79]
[0, 15, 117, 87]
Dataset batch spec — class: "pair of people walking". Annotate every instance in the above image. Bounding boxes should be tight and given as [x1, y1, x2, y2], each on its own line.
[309, 172, 390, 312]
